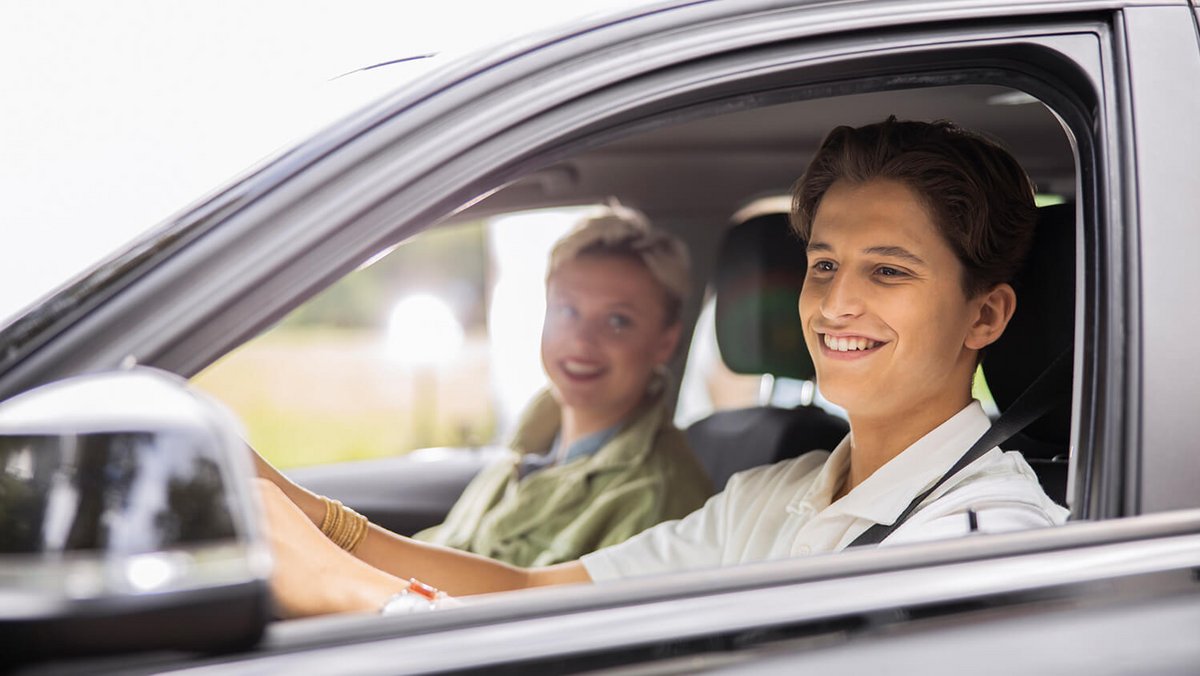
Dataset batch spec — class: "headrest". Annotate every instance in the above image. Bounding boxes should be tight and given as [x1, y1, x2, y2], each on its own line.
[712, 212, 815, 380]
[984, 202, 1076, 447]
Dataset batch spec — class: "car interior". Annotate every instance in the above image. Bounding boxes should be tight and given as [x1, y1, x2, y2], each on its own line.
[197, 81, 1080, 549]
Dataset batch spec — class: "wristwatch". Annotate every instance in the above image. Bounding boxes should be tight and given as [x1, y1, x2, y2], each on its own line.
[380, 578, 445, 615]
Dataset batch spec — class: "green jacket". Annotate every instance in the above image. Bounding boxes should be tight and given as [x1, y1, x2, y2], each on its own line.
[413, 389, 713, 567]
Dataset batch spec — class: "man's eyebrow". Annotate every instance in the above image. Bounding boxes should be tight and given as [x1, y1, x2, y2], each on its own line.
[865, 246, 926, 266]
[805, 241, 927, 267]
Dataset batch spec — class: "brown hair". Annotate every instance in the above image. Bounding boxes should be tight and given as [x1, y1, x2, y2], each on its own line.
[790, 117, 1037, 297]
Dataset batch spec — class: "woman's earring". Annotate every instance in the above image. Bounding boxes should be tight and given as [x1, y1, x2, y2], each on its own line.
[647, 363, 669, 395]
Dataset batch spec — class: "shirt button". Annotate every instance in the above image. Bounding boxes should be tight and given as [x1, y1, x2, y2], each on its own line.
[795, 545, 811, 555]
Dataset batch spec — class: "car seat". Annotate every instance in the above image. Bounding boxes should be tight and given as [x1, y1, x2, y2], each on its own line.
[684, 213, 848, 490]
[983, 202, 1076, 507]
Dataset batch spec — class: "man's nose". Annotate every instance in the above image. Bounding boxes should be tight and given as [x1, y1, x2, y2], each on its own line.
[818, 271, 866, 319]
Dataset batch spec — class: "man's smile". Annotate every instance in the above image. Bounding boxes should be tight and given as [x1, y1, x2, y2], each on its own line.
[816, 332, 887, 359]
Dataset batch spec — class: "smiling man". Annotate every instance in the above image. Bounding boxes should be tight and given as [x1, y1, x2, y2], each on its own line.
[801, 178, 1007, 500]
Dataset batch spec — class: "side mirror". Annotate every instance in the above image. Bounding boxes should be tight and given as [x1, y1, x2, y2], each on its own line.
[0, 368, 270, 664]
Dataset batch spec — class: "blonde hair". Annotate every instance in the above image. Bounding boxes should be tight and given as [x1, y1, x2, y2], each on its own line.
[548, 205, 691, 324]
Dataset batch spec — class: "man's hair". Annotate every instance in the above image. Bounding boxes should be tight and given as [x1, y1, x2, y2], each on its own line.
[548, 204, 691, 324]
[790, 117, 1037, 297]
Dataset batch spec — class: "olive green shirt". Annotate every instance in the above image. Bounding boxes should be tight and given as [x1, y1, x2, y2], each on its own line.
[413, 389, 713, 567]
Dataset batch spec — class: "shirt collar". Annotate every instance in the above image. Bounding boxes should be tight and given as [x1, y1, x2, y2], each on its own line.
[820, 401, 992, 525]
[520, 424, 620, 478]
[786, 437, 850, 515]
[560, 425, 620, 464]
[508, 387, 667, 471]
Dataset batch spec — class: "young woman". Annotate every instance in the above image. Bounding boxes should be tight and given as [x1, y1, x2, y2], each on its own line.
[257, 118, 1069, 617]
[255, 208, 712, 571]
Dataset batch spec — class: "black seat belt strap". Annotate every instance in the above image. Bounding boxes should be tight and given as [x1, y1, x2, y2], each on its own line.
[848, 348, 1072, 548]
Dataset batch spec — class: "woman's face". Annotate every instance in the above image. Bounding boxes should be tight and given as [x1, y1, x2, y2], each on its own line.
[799, 179, 985, 422]
[541, 254, 681, 424]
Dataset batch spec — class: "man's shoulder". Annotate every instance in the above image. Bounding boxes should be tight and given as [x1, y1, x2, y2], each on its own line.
[925, 449, 1069, 524]
[728, 450, 831, 491]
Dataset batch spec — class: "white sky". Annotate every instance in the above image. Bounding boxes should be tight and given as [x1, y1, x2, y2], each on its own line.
[0, 0, 643, 325]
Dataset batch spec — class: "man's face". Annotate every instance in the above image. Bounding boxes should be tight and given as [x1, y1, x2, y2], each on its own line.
[799, 179, 982, 422]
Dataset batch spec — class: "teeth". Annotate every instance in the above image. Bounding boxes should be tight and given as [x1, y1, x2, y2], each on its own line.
[563, 360, 603, 376]
[822, 334, 879, 352]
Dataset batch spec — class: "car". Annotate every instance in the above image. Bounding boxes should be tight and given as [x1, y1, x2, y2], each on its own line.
[2, 0, 1200, 673]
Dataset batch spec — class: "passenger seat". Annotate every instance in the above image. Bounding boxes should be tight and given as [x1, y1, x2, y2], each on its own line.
[685, 213, 848, 490]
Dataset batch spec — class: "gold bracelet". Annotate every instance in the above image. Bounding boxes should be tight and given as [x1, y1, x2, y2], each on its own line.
[319, 496, 369, 553]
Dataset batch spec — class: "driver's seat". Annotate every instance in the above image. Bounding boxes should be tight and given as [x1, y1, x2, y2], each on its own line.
[983, 202, 1076, 507]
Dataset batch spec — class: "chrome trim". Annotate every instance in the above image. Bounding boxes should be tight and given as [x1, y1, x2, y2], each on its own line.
[175, 533, 1200, 675]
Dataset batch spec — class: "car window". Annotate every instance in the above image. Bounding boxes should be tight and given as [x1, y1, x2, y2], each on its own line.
[194, 82, 1082, 534]
[192, 207, 600, 469]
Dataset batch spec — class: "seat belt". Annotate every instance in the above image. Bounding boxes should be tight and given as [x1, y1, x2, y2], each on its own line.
[848, 348, 1072, 548]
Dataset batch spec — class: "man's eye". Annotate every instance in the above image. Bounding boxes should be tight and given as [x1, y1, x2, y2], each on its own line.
[875, 266, 906, 278]
[810, 260, 836, 273]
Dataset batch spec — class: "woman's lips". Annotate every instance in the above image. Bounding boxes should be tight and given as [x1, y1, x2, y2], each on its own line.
[560, 358, 606, 381]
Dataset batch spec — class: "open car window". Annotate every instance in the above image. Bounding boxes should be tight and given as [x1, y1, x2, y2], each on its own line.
[195, 78, 1081, 530]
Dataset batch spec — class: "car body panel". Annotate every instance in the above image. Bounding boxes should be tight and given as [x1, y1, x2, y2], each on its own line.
[1117, 6, 1200, 514]
[135, 513, 1200, 674]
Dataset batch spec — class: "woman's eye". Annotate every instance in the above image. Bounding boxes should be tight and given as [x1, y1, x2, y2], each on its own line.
[608, 314, 632, 331]
[810, 260, 836, 273]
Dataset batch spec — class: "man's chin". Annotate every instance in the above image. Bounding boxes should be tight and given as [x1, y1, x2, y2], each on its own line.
[815, 385, 867, 413]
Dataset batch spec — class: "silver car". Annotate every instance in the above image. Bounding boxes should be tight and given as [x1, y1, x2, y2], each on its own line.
[2, 0, 1199, 673]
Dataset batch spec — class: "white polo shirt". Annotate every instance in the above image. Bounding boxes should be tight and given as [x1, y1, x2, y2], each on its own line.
[581, 401, 1070, 581]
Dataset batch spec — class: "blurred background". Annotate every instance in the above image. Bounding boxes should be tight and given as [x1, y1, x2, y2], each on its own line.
[1, 1, 672, 468]
[0, 0, 642, 324]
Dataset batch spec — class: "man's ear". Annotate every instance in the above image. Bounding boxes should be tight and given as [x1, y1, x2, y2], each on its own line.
[965, 282, 1017, 350]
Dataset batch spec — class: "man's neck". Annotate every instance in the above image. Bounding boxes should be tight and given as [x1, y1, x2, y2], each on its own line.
[835, 394, 972, 501]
